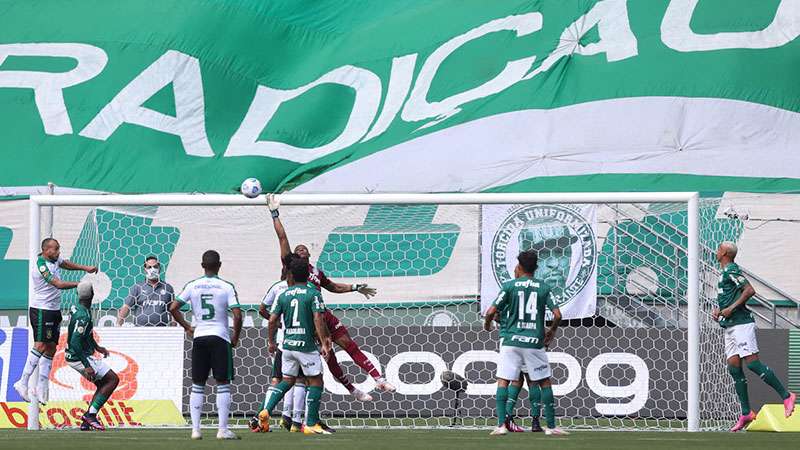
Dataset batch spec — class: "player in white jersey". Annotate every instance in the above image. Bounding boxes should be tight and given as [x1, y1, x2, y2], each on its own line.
[170, 250, 242, 440]
[15, 238, 97, 405]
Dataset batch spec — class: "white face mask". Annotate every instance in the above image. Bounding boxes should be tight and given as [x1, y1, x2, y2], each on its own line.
[145, 267, 160, 281]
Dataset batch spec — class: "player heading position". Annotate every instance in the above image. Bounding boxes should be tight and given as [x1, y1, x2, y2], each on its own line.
[483, 250, 567, 436]
[712, 242, 795, 431]
[15, 238, 97, 404]
[170, 250, 243, 440]
[258, 255, 333, 435]
[65, 281, 120, 431]
[267, 194, 395, 400]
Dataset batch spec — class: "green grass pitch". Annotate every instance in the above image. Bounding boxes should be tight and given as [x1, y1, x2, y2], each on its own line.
[1, 429, 798, 450]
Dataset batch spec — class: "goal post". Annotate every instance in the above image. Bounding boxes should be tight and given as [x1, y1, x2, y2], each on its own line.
[26, 192, 711, 431]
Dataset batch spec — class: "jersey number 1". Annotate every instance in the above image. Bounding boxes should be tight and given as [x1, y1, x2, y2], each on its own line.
[517, 291, 538, 322]
[200, 294, 215, 320]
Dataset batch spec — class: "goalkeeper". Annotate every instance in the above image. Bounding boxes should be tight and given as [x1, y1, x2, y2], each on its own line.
[65, 281, 120, 431]
[266, 194, 395, 400]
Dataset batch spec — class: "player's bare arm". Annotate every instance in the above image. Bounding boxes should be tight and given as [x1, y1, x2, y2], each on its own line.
[169, 301, 193, 337]
[720, 283, 755, 318]
[267, 313, 280, 354]
[46, 276, 80, 290]
[483, 306, 497, 331]
[231, 307, 243, 348]
[60, 260, 98, 273]
[322, 278, 377, 299]
[544, 307, 562, 348]
[313, 311, 332, 360]
[267, 194, 292, 258]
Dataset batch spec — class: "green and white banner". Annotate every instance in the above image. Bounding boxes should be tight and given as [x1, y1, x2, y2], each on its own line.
[1, 1, 799, 194]
[481, 204, 598, 319]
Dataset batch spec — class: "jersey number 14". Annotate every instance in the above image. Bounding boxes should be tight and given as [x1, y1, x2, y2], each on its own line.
[517, 291, 539, 322]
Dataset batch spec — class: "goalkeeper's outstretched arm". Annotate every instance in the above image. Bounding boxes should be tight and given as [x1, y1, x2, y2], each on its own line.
[267, 194, 291, 258]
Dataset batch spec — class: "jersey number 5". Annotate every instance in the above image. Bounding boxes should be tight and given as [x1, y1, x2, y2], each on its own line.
[517, 291, 538, 323]
[200, 294, 215, 320]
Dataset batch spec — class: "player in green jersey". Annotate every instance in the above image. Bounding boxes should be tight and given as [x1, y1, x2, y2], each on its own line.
[713, 242, 795, 431]
[64, 281, 120, 431]
[484, 250, 567, 436]
[258, 255, 333, 435]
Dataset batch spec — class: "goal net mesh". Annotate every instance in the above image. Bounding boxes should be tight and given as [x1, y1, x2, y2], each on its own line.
[34, 198, 740, 430]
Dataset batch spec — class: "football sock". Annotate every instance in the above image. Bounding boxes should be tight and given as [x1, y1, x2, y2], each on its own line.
[344, 340, 381, 379]
[89, 394, 108, 414]
[530, 384, 542, 417]
[20, 349, 42, 383]
[282, 386, 294, 416]
[495, 386, 508, 427]
[190, 384, 204, 431]
[306, 386, 322, 427]
[747, 360, 790, 400]
[326, 352, 355, 392]
[541, 386, 555, 429]
[293, 383, 307, 423]
[505, 384, 521, 419]
[216, 384, 231, 431]
[727, 365, 751, 415]
[265, 380, 291, 414]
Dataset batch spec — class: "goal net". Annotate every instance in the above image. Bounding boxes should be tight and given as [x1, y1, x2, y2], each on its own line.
[26, 193, 738, 431]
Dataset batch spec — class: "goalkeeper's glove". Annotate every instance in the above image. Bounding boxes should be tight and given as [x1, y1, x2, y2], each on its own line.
[267, 193, 280, 218]
[353, 283, 377, 299]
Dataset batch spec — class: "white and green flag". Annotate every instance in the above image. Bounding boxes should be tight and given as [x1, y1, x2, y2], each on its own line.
[1, 0, 799, 194]
[481, 204, 598, 319]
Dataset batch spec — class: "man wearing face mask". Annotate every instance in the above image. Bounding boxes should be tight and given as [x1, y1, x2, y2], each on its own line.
[117, 256, 175, 327]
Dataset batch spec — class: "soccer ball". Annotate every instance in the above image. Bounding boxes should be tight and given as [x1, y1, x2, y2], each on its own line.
[240, 178, 262, 198]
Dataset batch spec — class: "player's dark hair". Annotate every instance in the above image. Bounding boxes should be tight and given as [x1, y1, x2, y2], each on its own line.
[518, 250, 538, 274]
[201, 250, 221, 271]
[40, 237, 58, 250]
[289, 257, 309, 283]
[280, 253, 299, 281]
[143, 255, 159, 268]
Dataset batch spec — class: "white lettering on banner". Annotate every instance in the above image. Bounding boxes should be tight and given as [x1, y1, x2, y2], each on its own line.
[385, 351, 448, 395]
[0, 43, 108, 135]
[662, 0, 800, 51]
[4, 4, 794, 161]
[361, 54, 418, 142]
[548, 352, 582, 396]
[225, 65, 382, 163]
[401, 13, 542, 130]
[585, 352, 649, 415]
[451, 350, 498, 395]
[522, 0, 637, 81]
[80, 50, 214, 157]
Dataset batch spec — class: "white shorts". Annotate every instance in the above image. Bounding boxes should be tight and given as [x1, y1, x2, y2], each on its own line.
[496, 346, 551, 381]
[67, 357, 111, 382]
[724, 323, 759, 359]
[282, 349, 322, 377]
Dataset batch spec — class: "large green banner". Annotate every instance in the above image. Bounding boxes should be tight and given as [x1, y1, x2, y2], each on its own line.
[1, 0, 799, 194]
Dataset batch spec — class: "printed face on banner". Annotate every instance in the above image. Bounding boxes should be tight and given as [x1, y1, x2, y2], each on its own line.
[490, 204, 597, 310]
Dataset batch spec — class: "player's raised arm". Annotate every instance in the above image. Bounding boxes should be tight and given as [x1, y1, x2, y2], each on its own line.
[267, 194, 291, 258]
[60, 259, 98, 274]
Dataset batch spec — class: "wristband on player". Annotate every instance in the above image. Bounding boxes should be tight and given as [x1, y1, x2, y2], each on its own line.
[271, 209, 279, 219]
[352, 283, 367, 292]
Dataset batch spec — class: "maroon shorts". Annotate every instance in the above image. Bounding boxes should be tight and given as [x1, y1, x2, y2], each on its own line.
[324, 310, 348, 340]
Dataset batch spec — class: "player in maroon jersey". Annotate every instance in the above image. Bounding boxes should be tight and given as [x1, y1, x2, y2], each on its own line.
[267, 195, 396, 401]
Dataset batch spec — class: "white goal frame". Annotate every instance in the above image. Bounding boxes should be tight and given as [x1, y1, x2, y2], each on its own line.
[28, 192, 701, 432]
